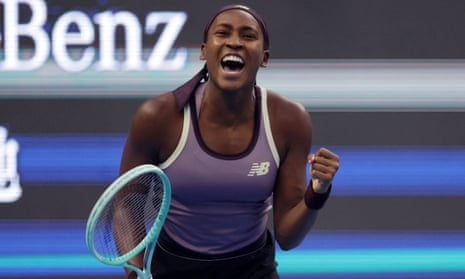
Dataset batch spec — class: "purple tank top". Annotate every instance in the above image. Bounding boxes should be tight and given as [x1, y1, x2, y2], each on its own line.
[160, 84, 280, 254]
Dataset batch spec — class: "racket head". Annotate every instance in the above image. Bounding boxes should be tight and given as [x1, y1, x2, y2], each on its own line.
[85, 164, 171, 266]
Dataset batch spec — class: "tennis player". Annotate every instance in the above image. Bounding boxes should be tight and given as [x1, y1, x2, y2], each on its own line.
[120, 4, 340, 278]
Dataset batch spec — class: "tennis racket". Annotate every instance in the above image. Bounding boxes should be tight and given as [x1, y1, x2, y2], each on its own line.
[86, 164, 171, 279]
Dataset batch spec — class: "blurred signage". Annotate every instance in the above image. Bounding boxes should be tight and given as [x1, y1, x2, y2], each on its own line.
[0, 0, 188, 71]
[0, 126, 21, 203]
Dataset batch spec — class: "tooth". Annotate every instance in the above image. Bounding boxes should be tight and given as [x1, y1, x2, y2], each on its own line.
[223, 55, 243, 64]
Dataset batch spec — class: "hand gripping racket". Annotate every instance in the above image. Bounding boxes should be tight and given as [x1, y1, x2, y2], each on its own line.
[86, 164, 171, 279]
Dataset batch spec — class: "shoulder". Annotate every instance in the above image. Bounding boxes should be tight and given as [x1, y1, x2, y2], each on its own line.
[132, 91, 180, 129]
[264, 89, 312, 131]
[125, 91, 184, 164]
[128, 91, 183, 146]
[263, 89, 313, 155]
[136, 91, 178, 119]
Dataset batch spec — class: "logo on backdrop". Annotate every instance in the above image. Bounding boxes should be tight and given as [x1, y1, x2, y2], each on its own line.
[0, 0, 188, 72]
[0, 126, 22, 203]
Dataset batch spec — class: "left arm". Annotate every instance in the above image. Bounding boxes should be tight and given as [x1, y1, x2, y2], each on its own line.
[270, 94, 339, 250]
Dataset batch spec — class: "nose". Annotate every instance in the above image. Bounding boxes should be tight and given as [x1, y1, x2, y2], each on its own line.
[225, 33, 243, 49]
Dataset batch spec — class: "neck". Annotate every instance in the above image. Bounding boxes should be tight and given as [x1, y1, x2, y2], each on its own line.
[200, 82, 256, 126]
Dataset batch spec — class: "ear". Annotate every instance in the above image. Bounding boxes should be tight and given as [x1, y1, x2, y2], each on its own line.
[260, 50, 270, 67]
[200, 43, 207, 60]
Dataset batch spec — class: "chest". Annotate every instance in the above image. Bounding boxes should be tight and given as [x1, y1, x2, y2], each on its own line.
[166, 152, 277, 204]
[198, 119, 254, 156]
[162, 102, 278, 204]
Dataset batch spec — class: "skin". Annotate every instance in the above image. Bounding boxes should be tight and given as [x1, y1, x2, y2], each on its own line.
[120, 9, 339, 278]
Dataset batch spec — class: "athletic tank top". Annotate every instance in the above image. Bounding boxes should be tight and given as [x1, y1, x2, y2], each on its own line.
[159, 84, 280, 254]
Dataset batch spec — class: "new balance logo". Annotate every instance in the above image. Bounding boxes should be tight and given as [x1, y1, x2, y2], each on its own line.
[248, 162, 270, 176]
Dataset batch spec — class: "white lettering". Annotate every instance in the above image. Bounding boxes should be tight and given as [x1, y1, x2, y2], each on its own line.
[145, 12, 187, 70]
[94, 11, 143, 71]
[52, 11, 96, 72]
[0, 0, 49, 71]
[0, 127, 22, 203]
[0, 0, 188, 72]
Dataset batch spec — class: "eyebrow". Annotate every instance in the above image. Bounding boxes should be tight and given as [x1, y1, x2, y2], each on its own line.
[212, 23, 260, 34]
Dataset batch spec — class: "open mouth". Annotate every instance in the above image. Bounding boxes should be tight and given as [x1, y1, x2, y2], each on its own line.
[221, 55, 245, 72]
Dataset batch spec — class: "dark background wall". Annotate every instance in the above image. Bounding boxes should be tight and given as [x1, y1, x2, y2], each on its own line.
[4, 0, 465, 58]
[1, 1, 464, 278]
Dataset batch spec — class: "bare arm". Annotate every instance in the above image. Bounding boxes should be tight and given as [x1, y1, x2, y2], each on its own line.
[118, 93, 180, 278]
[120, 102, 162, 173]
[270, 94, 339, 250]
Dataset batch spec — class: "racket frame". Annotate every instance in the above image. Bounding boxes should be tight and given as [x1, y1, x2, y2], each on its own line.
[86, 164, 171, 278]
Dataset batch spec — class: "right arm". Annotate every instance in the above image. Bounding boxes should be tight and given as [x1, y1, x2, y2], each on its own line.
[120, 92, 183, 172]
[118, 92, 180, 278]
[120, 99, 163, 173]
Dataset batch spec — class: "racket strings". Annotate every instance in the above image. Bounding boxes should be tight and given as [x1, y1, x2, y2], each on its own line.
[92, 173, 164, 260]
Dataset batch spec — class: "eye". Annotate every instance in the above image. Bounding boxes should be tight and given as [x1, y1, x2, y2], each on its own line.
[214, 29, 229, 37]
[241, 30, 259, 41]
[244, 33, 257, 40]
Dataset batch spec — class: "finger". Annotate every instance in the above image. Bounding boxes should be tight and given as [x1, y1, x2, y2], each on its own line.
[310, 152, 339, 168]
[311, 159, 339, 180]
[316, 157, 339, 171]
[307, 153, 315, 164]
[311, 162, 337, 177]
[314, 149, 340, 172]
[316, 147, 339, 161]
[311, 168, 336, 182]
